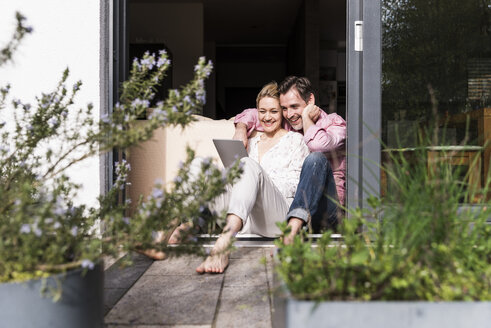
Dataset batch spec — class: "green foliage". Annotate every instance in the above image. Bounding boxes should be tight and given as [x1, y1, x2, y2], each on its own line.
[382, 0, 491, 121]
[0, 13, 241, 286]
[276, 130, 491, 301]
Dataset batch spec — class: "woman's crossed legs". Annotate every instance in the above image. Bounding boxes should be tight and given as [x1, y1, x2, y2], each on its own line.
[196, 157, 289, 273]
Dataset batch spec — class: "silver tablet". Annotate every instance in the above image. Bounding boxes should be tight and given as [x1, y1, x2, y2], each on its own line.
[212, 139, 248, 167]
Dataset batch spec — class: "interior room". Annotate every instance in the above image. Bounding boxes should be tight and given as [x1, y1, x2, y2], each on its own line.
[128, 0, 346, 119]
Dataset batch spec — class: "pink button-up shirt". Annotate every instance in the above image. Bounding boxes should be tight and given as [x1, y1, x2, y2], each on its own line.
[234, 108, 346, 205]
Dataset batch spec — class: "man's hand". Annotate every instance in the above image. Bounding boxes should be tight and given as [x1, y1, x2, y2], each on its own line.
[303, 103, 321, 122]
[301, 104, 319, 132]
[308, 105, 321, 122]
[233, 123, 249, 149]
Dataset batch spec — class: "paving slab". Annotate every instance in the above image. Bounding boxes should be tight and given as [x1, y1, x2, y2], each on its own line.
[223, 258, 268, 288]
[144, 256, 204, 276]
[229, 247, 267, 259]
[106, 325, 211, 328]
[265, 252, 275, 291]
[105, 273, 223, 326]
[105, 253, 154, 289]
[105, 288, 129, 314]
[215, 286, 271, 328]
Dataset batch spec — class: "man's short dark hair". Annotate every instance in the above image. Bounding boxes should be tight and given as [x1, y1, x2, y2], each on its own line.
[278, 76, 315, 103]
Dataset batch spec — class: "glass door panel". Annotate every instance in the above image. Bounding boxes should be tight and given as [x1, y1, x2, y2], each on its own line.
[381, 0, 491, 202]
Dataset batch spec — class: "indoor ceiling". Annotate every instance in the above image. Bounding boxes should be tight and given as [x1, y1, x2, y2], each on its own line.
[131, 0, 346, 45]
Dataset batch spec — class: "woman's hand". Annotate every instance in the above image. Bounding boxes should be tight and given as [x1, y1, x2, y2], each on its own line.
[233, 123, 249, 149]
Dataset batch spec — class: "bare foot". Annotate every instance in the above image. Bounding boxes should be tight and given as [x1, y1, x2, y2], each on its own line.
[135, 248, 166, 260]
[135, 230, 167, 260]
[168, 222, 193, 244]
[283, 218, 304, 245]
[196, 233, 231, 274]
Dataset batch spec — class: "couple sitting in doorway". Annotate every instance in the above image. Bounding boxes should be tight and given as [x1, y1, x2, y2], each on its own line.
[147, 76, 346, 274]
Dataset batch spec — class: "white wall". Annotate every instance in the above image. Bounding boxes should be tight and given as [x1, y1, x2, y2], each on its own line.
[0, 0, 102, 208]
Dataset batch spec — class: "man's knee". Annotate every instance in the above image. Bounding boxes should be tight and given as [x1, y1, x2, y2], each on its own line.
[303, 152, 332, 171]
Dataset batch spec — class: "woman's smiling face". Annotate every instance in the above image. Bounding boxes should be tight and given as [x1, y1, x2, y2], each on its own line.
[258, 96, 282, 133]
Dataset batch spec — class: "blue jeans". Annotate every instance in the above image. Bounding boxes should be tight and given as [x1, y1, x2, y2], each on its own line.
[286, 152, 339, 231]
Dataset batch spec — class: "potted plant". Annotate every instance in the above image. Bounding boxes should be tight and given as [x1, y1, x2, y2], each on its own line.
[273, 127, 491, 327]
[0, 13, 240, 328]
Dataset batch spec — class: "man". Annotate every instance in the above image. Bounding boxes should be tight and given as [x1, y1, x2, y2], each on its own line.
[233, 76, 346, 243]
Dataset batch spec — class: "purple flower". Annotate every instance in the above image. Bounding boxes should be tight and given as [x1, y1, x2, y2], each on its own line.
[132, 58, 141, 69]
[81, 259, 95, 270]
[20, 224, 31, 234]
[53, 206, 65, 216]
[71, 226, 78, 236]
[131, 98, 150, 108]
[33, 225, 42, 237]
[122, 217, 130, 225]
[12, 99, 21, 107]
[151, 187, 164, 199]
[53, 222, 61, 229]
[141, 56, 156, 70]
[156, 57, 170, 68]
[47, 117, 58, 128]
[0, 85, 11, 93]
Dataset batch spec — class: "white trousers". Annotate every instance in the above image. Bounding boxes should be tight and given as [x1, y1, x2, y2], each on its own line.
[192, 157, 290, 238]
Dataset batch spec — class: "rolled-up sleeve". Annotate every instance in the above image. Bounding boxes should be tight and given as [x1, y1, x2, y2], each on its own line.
[234, 108, 264, 137]
[303, 113, 346, 153]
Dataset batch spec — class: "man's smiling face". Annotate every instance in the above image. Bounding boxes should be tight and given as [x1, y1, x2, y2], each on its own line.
[280, 87, 308, 131]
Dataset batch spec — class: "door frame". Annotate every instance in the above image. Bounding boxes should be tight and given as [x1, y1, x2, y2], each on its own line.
[346, 0, 381, 211]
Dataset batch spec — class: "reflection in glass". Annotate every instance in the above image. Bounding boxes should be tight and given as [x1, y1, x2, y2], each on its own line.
[381, 0, 491, 201]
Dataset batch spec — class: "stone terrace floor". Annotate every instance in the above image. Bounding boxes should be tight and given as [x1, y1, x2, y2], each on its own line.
[104, 244, 276, 328]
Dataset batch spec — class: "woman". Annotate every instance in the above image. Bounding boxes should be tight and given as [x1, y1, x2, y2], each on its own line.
[195, 82, 310, 273]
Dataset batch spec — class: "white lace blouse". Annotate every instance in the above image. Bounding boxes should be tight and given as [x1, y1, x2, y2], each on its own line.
[249, 131, 310, 200]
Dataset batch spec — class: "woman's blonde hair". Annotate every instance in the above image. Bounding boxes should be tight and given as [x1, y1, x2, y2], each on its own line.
[256, 81, 279, 108]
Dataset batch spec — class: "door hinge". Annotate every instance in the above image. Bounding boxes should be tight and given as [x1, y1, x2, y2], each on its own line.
[355, 21, 363, 52]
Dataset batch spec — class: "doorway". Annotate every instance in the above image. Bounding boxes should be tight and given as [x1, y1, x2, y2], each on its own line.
[125, 0, 347, 120]
[112, 0, 378, 211]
